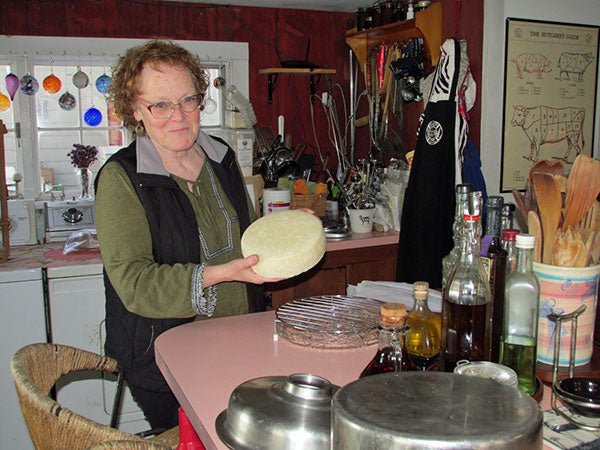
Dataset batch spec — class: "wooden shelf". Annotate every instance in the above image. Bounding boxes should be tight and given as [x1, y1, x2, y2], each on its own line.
[345, 1, 442, 79]
[259, 68, 336, 75]
[259, 68, 337, 104]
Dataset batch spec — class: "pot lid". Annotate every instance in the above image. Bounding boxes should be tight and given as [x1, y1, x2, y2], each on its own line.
[332, 372, 542, 449]
[216, 373, 338, 450]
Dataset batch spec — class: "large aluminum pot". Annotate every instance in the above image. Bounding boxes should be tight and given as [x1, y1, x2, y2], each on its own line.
[332, 372, 542, 449]
[216, 373, 337, 449]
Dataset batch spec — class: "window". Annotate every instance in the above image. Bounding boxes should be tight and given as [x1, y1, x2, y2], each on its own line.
[0, 36, 249, 200]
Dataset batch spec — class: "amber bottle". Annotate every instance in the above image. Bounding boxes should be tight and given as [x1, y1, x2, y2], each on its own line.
[360, 303, 407, 378]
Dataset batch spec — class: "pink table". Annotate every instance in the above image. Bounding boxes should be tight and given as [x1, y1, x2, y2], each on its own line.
[156, 310, 558, 450]
[155, 310, 376, 450]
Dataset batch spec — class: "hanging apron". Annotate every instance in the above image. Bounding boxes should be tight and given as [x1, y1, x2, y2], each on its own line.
[396, 39, 461, 289]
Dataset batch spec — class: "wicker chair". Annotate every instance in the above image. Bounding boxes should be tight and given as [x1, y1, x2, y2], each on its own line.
[86, 440, 173, 450]
[11, 343, 179, 450]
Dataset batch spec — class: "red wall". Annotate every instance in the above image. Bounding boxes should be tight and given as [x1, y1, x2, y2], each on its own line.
[0, 0, 483, 174]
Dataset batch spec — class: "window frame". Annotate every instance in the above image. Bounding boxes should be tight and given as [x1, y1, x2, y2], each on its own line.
[0, 35, 249, 199]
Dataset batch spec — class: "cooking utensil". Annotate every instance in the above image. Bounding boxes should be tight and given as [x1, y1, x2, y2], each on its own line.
[532, 172, 562, 264]
[528, 158, 565, 185]
[528, 210, 543, 263]
[512, 188, 529, 227]
[331, 372, 543, 449]
[555, 377, 600, 417]
[216, 373, 337, 450]
[275, 295, 381, 349]
[454, 360, 518, 388]
[553, 228, 587, 267]
[563, 155, 600, 232]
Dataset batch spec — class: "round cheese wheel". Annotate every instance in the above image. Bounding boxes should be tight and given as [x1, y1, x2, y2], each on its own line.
[241, 210, 326, 278]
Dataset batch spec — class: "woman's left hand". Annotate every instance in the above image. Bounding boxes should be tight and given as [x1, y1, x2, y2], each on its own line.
[203, 255, 284, 286]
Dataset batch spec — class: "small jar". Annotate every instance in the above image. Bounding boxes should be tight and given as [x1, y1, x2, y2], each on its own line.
[393, 0, 407, 21]
[414, 0, 431, 12]
[356, 7, 368, 31]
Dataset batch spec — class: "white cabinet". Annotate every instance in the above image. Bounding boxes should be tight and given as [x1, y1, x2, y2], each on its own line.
[47, 264, 152, 434]
[0, 268, 46, 450]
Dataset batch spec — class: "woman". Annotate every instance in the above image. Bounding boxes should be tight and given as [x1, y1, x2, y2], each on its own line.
[95, 39, 277, 430]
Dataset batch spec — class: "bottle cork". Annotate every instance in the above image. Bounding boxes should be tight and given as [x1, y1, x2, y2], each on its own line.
[380, 303, 407, 327]
[413, 281, 429, 300]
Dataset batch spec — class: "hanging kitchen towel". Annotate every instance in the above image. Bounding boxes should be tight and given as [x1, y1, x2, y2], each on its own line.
[396, 39, 462, 289]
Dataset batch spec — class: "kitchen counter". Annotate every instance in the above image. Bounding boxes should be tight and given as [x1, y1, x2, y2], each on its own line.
[0, 231, 399, 273]
[0, 242, 102, 271]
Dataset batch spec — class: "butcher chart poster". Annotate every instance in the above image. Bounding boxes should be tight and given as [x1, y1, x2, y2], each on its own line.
[501, 18, 599, 192]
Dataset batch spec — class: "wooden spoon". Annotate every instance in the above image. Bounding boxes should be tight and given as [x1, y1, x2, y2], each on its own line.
[532, 172, 563, 264]
[528, 158, 565, 184]
[528, 210, 543, 263]
[563, 155, 600, 231]
[591, 232, 600, 265]
[512, 188, 530, 228]
[553, 228, 586, 267]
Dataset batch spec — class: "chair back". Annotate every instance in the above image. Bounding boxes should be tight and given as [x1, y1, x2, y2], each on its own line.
[87, 440, 172, 450]
[11, 343, 146, 450]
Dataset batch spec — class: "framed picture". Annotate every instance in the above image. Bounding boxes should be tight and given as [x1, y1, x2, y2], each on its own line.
[500, 18, 599, 192]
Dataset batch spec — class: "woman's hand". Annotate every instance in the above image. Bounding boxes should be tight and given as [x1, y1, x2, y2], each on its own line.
[203, 255, 284, 286]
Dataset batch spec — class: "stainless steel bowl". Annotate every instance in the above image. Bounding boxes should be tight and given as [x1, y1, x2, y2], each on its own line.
[332, 372, 543, 449]
[454, 360, 519, 388]
[216, 373, 338, 450]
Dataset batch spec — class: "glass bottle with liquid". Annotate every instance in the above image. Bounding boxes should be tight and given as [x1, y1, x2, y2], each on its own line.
[442, 183, 474, 290]
[405, 281, 441, 371]
[500, 234, 540, 395]
[440, 191, 491, 372]
[360, 303, 407, 378]
[481, 196, 508, 363]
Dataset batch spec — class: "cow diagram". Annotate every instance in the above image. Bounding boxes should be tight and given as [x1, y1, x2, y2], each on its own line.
[511, 105, 585, 162]
[511, 52, 594, 82]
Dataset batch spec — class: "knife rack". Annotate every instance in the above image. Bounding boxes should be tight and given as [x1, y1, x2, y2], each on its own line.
[0, 119, 9, 261]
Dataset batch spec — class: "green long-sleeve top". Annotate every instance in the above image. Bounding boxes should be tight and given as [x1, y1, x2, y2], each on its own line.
[95, 134, 257, 320]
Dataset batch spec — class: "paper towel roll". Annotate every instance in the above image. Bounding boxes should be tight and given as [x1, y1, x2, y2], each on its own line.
[262, 188, 291, 216]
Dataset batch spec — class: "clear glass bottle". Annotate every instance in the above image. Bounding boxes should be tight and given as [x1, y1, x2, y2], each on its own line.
[500, 234, 540, 395]
[481, 196, 508, 363]
[501, 229, 520, 281]
[440, 191, 492, 372]
[480, 196, 503, 258]
[405, 281, 441, 371]
[360, 303, 407, 378]
[501, 203, 516, 232]
[442, 183, 474, 291]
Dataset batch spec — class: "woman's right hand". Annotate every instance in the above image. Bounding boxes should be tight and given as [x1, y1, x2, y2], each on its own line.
[203, 255, 284, 287]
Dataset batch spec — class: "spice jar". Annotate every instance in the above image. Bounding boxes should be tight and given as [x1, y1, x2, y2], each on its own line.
[414, 0, 431, 12]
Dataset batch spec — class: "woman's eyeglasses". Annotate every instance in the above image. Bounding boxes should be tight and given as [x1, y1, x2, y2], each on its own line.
[145, 93, 205, 119]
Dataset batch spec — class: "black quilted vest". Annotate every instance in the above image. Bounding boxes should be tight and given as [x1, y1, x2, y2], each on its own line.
[94, 137, 257, 392]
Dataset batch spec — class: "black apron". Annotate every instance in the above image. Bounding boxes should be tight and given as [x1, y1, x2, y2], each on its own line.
[396, 39, 461, 289]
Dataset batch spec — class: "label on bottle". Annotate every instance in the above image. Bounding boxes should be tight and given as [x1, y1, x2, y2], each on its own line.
[481, 256, 491, 281]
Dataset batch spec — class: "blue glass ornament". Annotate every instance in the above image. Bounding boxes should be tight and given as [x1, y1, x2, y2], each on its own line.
[20, 74, 39, 95]
[84, 107, 103, 126]
[95, 74, 112, 94]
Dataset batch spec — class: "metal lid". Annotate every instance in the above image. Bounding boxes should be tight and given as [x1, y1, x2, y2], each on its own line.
[502, 229, 520, 241]
[216, 373, 338, 450]
[332, 372, 542, 450]
[516, 233, 536, 248]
